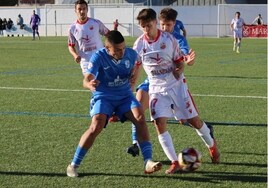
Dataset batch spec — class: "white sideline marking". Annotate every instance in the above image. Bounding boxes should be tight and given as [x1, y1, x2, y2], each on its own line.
[0, 86, 267, 99]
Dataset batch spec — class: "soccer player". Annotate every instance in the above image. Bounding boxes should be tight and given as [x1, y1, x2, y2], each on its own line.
[68, 0, 109, 75]
[132, 8, 220, 174]
[30, 10, 41, 40]
[230, 12, 245, 53]
[66, 30, 162, 177]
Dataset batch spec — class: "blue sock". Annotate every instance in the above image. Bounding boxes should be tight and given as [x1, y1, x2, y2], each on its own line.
[71, 145, 88, 167]
[139, 141, 152, 164]
[131, 124, 138, 144]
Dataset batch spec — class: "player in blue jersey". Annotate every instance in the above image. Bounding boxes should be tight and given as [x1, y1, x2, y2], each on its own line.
[127, 8, 220, 174]
[175, 17, 186, 38]
[66, 30, 162, 177]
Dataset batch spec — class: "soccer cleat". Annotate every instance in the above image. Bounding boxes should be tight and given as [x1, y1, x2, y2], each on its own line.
[144, 160, 162, 174]
[67, 164, 78, 177]
[209, 139, 220, 164]
[236, 50, 240, 54]
[126, 143, 140, 157]
[165, 161, 180, 174]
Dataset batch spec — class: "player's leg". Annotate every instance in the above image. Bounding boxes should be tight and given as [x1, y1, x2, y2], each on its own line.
[150, 93, 180, 174]
[154, 117, 180, 174]
[32, 25, 35, 40]
[127, 88, 149, 157]
[187, 116, 220, 163]
[236, 36, 242, 53]
[124, 107, 162, 174]
[36, 26, 40, 40]
[233, 36, 238, 51]
[67, 113, 107, 177]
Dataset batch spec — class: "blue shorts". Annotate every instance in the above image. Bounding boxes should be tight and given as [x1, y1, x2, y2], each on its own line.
[90, 94, 141, 123]
[136, 78, 149, 93]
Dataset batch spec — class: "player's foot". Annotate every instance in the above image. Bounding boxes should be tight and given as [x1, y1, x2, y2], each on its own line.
[165, 161, 180, 174]
[108, 114, 120, 123]
[38, 36, 40, 40]
[126, 143, 139, 157]
[144, 160, 162, 174]
[236, 50, 240, 53]
[209, 139, 220, 164]
[67, 164, 78, 177]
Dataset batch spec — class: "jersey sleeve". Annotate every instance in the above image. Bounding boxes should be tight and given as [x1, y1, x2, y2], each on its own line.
[97, 19, 110, 36]
[170, 34, 184, 64]
[85, 52, 101, 77]
[68, 27, 76, 47]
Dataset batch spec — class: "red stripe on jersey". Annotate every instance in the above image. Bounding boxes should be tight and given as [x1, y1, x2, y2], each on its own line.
[144, 29, 161, 44]
[68, 43, 75, 47]
[188, 89, 199, 114]
[76, 17, 89, 25]
[174, 56, 184, 64]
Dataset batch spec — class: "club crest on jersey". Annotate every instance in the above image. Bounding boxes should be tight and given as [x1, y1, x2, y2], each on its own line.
[160, 42, 166, 49]
[88, 62, 93, 69]
[89, 25, 94, 30]
[125, 60, 130, 69]
[143, 48, 147, 53]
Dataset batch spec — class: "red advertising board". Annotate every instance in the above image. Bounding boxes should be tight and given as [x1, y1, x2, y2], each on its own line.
[243, 25, 268, 38]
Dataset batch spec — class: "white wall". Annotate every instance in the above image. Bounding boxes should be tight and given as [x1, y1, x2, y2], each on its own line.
[0, 4, 266, 37]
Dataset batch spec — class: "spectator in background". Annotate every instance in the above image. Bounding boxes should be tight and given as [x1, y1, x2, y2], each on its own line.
[252, 14, 264, 25]
[30, 10, 41, 40]
[17, 14, 25, 29]
[0, 18, 3, 35]
[7, 18, 13, 30]
[2, 18, 7, 30]
[113, 19, 119, 31]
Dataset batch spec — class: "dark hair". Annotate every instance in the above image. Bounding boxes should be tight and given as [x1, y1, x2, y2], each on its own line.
[159, 8, 178, 21]
[236, 12, 240, 16]
[75, 0, 88, 8]
[136, 8, 156, 23]
[105, 30, 124, 45]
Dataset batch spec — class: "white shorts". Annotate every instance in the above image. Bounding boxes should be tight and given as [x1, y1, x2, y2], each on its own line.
[233, 30, 243, 39]
[80, 59, 89, 75]
[149, 79, 198, 121]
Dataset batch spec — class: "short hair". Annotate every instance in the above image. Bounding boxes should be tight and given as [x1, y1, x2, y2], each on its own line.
[75, 0, 88, 8]
[136, 8, 157, 23]
[236, 12, 241, 16]
[159, 8, 178, 21]
[105, 30, 124, 45]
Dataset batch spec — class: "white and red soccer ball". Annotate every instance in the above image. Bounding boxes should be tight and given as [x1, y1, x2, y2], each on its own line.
[178, 147, 202, 172]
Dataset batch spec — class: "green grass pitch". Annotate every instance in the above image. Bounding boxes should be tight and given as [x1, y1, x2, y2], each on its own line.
[0, 36, 267, 188]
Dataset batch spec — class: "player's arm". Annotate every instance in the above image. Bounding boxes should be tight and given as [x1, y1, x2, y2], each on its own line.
[129, 62, 142, 91]
[230, 21, 234, 31]
[68, 45, 81, 63]
[182, 28, 187, 38]
[83, 73, 100, 92]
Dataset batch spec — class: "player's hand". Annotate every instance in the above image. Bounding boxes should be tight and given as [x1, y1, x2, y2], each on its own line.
[74, 55, 81, 64]
[87, 79, 100, 92]
[184, 49, 195, 66]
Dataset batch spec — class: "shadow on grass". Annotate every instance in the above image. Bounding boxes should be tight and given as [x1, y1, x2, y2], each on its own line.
[0, 170, 266, 183]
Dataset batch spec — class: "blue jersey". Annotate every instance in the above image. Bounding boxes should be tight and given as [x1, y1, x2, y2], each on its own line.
[174, 20, 185, 36]
[86, 47, 138, 100]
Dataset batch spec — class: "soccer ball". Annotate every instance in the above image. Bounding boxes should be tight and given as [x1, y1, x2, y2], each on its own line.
[178, 147, 202, 172]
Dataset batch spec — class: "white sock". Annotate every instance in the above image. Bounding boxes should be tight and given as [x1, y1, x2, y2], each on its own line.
[195, 122, 214, 148]
[158, 131, 177, 162]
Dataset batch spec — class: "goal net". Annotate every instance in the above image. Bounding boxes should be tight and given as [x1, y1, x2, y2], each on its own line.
[217, 4, 267, 38]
